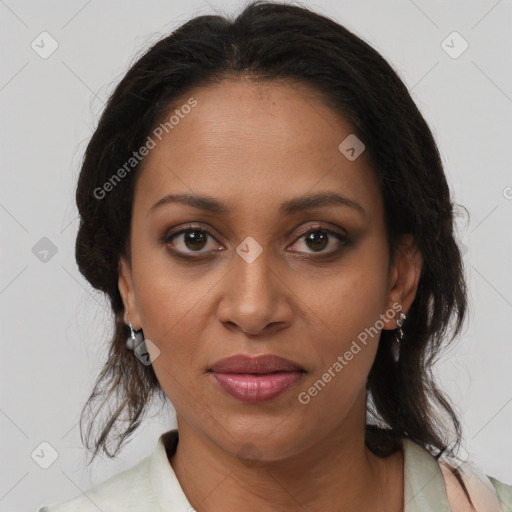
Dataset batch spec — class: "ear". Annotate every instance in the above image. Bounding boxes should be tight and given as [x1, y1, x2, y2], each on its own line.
[382, 234, 423, 331]
[118, 256, 142, 330]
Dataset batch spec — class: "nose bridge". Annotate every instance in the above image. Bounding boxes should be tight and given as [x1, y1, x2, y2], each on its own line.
[231, 236, 276, 305]
[218, 236, 288, 334]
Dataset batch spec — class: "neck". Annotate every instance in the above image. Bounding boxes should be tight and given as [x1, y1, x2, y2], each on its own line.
[169, 404, 403, 511]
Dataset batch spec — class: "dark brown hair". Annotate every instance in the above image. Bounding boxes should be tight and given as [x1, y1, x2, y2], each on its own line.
[75, 0, 471, 504]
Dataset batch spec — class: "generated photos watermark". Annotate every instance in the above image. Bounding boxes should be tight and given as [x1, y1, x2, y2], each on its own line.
[93, 97, 198, 200]
[297, 302, 401, 405]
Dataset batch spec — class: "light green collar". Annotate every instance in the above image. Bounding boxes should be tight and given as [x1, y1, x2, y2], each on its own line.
[403, 437, 450, 511]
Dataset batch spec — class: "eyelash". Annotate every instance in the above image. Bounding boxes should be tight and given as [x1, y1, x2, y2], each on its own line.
[161, 223, 348, 260]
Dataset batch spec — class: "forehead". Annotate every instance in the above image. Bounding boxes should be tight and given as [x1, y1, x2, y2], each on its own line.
[134, 78, 382, 220]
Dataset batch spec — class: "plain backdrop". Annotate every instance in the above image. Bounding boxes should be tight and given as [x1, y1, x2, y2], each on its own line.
[0, 0, 511, 510]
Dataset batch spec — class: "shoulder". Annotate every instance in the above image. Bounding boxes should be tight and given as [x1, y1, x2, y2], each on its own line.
[38, 454, 156, 512]
[439, 459, 512, 512]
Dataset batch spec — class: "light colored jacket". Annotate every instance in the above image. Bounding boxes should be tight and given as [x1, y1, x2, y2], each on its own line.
[38, 430, 512, 511]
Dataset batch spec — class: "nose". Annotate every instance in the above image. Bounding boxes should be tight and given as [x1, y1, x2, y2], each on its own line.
[216, 249, 293, 338]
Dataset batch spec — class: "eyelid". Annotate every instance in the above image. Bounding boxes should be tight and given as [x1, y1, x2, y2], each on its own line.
[293, 223, 346, 240]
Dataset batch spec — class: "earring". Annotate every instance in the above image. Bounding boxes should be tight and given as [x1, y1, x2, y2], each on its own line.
[126, 322, 144, 351]
[391, 310, 407, 363]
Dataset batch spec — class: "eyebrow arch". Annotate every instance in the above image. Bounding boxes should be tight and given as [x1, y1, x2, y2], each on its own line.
[148, 192, 366, 218]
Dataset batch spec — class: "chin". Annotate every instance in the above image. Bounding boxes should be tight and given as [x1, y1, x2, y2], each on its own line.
[210, 418, 311, 463]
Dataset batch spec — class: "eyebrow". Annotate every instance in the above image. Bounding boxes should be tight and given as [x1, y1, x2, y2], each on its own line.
[148, 191, 366, 218]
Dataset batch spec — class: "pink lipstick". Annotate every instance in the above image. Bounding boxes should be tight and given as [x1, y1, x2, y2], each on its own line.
[208, 354, 305, 403]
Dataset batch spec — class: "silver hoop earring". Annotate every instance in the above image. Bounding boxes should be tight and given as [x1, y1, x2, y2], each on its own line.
[392, 310, 407, 363]
[126, 322, 144, 351]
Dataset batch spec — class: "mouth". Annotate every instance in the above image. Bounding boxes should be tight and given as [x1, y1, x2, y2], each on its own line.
[207, 354, 305, 403]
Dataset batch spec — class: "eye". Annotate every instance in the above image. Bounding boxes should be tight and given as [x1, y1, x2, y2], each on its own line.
[163, 225, 221, 255]
[289, 225, 348, 255]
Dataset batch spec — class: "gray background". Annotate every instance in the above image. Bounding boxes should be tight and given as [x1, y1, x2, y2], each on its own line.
[1, 0, 511, 510]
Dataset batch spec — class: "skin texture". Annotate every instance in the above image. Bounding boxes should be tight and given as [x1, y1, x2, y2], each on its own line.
[118, 78, 423, 511]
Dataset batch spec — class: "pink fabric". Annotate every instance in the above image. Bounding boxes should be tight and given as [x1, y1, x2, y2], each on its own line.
[439, 459, 502, 511]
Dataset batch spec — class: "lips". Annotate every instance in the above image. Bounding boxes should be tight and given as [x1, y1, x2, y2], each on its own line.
[209, 354, 304, 374]
[208, 354, 305, 403]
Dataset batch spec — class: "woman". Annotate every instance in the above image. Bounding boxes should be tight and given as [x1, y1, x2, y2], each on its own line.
[39, 1, 512, 511]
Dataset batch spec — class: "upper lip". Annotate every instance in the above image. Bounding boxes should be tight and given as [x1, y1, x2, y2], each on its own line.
[209, 354, 305, 374]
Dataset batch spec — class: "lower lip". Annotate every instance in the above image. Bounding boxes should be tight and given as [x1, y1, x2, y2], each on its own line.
[209, 371, 303, 403]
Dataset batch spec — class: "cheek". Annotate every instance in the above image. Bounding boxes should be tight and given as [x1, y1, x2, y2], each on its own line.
[130, 230, 208, 339]
[129, 253, 203, 373]
[294, 277, 383, 431]
[135, 273, 206, 417]
[305, 252, 389, 352]
[129, 251, 225, 409]
[296, 245, 389, 398]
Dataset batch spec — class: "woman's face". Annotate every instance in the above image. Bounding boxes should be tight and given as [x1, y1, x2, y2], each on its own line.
[119, 78, 420, 461]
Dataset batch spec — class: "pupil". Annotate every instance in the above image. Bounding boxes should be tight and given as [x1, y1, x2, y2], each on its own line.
[184, 230, 206, 251]
[306, 230, 328, 251]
